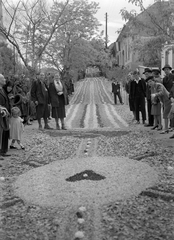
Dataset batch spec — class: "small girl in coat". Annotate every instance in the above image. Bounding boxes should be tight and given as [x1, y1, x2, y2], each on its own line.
[9, 107, 25, 150]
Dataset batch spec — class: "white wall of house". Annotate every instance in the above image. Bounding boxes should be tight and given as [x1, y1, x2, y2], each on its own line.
[116, 35, 143, 71]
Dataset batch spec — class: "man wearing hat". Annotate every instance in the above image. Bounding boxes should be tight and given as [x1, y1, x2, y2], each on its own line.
[162, 64, 174, 92]
[152, 68, 162, 82]
[143, 68, 154, 127]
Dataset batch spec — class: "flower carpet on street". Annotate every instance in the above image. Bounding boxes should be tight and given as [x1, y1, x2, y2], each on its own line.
[0, 77, 174, 240]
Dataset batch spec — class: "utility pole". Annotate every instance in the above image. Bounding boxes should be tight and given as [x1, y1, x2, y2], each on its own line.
[105, 12, 108, 49]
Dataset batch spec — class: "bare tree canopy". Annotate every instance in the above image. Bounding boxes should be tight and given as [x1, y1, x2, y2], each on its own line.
[0, 0, 103, 76]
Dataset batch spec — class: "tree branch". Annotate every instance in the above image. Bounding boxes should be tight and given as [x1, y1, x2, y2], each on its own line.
[44, 50, 62, 70]
[37, 0, 70, 58]
[0, 26, 29, 69]
[7, 0, 21, 35]
[138, 1, 170, 38]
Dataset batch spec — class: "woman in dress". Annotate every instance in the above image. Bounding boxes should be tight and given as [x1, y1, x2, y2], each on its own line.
[9, 106, 25, 150]
[48, 72, 69, 130]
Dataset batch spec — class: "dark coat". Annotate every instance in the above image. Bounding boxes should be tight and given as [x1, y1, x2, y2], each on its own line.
[145, 76, 154, 100]
[169, 82, 174, 99]
[61, 80, 69, 105]
[112, 82, 121, 94]
[111, 82, 115, 93]
[0, 88, 10, 153]
[129, 80, 135, 100]
[125, 81, 130, 94]
[0, 88, 10, 131]
[30, 80, 49, 104]
[48, 81, 69, 107]
[163, 73, 174, 92]
[0, 88, 10, 112]
[48, 82, 59, 107]
[146, 84, 151, 100]
[130, 78, 146, 98]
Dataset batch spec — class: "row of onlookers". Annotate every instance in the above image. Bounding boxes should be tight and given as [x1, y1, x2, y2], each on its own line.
[124, 64, 174, 139]
[0, 71, 73, 158]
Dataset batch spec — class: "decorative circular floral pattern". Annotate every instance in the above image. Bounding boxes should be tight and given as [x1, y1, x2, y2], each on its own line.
[13, 156, 158, 207]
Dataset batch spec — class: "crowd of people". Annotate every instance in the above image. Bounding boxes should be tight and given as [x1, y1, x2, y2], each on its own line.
[125, 64, 174, 139]
[1, 64, 174, 159]
[0, 71, 73, 159]
[30, 72, 69, 130]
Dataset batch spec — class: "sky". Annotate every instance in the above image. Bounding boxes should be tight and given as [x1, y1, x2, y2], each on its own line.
[2, 0, 155, 44]
[94, 0, 155, 43]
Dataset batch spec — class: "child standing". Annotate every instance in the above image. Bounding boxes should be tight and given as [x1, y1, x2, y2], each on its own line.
[9, 107, 25, 150]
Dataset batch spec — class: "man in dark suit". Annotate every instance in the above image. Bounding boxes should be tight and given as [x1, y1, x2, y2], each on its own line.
[31, 72, 52, 130]
[0, 74, 11, 157]
[111, 78, 115, 101]
[111, 78, 124, 104]
[126, 72, 136, 121]
[131, 70, 146, 124]
[143, 68, 154, 127]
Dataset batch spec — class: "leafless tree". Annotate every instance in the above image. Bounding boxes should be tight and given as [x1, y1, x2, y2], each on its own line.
[0, 0, 78, 73]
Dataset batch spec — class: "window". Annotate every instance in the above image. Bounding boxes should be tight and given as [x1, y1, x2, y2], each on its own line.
[165, 50, 169, 65]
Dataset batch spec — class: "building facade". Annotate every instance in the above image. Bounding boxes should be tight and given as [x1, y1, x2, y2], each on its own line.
[116, 31, 142, 70]
[115, 1, 169, 71]
[161, 42, 174, 77]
